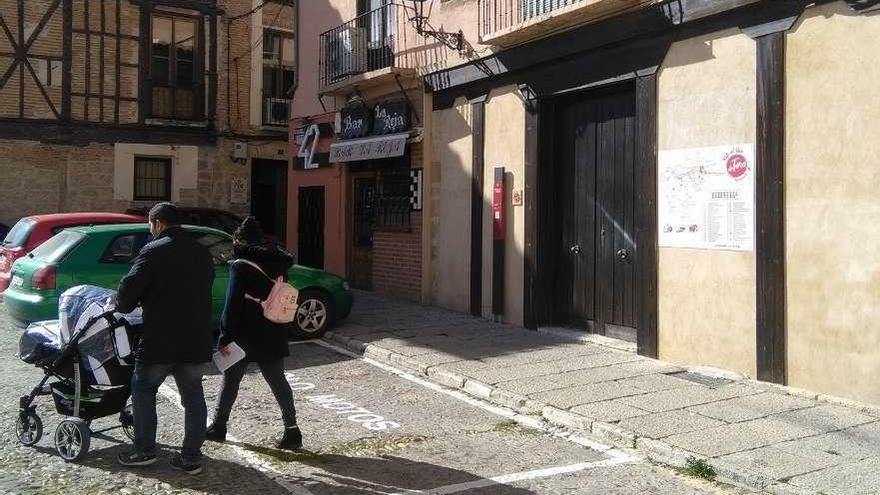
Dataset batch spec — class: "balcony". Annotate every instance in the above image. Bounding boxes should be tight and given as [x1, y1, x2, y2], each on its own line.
[318, 4, 416, 94]
[479, 0, 657, 47]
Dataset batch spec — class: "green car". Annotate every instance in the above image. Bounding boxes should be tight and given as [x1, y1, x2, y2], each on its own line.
[3, 224, 353, 338]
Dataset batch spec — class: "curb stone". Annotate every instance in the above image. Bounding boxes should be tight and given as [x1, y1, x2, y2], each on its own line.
[591, 422, 636, 449]
[541, 406, 592, 432]
[322, 334, 820, 495]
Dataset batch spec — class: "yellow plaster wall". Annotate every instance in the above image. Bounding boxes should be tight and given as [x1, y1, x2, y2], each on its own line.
[484, 87, 526, 326]
[657, 30, 757, 376]
[431, 98, 474, 312]
[785, 1, 880, 404]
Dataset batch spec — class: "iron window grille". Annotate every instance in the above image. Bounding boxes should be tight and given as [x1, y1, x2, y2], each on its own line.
[134, 157, 172, 201]
[376, 170, 412, 229]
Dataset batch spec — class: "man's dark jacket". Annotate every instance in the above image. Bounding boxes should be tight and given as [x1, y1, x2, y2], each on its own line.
[116, 227, 215, 364]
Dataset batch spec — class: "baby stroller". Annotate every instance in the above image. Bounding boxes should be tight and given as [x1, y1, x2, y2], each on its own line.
[15, 286, 142, 462]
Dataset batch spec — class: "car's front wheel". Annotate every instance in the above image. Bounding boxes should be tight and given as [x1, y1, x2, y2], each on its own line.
[289, 290, 332, 340]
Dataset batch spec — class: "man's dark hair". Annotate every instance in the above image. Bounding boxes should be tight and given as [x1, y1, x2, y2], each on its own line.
[148, 202, 181, 226]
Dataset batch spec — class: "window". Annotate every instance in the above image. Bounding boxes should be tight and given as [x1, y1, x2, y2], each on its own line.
[262, 29, 295, 126]
[31, 231, 85, 263]
[134, 157, 172, 201]
[193, 233, 234, 266]
[375, 169, 411, 229]
[100, 233, 149, 264]
[3, 219, 35, 248]
[151, 13, 201, 120]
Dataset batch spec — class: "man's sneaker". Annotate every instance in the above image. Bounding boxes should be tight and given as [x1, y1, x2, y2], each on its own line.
[117, 450, 157, 467]
[170, 454, 203, 475]
[276, 426, 302, 451]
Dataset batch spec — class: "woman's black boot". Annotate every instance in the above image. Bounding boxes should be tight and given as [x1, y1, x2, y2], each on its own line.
[276, 426, 302, 450]
[205, 423, 227, 443]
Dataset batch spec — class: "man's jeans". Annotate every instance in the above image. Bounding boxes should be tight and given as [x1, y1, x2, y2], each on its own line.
[131, 361, 206, 462]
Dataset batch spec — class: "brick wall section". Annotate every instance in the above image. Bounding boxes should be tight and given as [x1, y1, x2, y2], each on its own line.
[372, 212, 423, 301]
[371, 142, 424, 302]
[0, 139, 129, 224]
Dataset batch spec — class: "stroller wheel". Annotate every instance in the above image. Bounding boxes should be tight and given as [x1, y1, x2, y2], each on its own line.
[55, 419, 90, 462]
[15, 411, 43, 447]
[120, 403, 135, 441]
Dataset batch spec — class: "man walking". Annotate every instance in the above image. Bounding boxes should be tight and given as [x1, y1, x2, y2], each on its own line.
[115, 202, 215, 475]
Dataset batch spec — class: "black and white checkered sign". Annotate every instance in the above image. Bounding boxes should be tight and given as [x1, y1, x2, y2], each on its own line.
[410, 169, 423, 211]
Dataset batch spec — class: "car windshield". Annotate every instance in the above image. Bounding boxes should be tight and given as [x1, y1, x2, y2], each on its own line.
[29, 230, 85, 263]
[3, 219, 35, 248]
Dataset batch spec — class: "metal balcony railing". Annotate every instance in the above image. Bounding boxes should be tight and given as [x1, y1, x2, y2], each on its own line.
[319, 4, 405, 88]
[479, 0, 583, 39]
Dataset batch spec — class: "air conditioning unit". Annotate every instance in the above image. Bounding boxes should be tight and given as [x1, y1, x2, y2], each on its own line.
[324, 26, 367, 81]
[263, 98, 290, 127]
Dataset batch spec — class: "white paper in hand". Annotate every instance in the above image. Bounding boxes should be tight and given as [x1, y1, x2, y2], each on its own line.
[212, 342, 246, 372]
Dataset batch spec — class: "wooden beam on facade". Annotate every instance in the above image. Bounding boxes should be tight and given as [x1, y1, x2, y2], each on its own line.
[63, 0, 72, 120]
[635, 73, 659, 359]
[523, 90, 539, 329]
[470, 96, 486, 317]
[115, 0, 121, 124]
[754, 30, 788, 385]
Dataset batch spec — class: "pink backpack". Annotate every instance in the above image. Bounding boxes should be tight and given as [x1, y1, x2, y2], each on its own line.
[234, 259, 299, 324]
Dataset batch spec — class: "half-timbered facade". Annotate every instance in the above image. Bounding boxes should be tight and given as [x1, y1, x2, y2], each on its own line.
[0, 0, 295, 236]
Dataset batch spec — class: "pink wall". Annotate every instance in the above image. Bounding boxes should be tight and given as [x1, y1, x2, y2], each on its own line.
[291, 2, 355, 119]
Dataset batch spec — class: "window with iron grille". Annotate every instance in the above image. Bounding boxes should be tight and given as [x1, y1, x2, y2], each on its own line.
[262, 29, 295, 126]
[134, 157, 172, 201]
[375, 170, 411, 229]
[150, 13, 203, 120]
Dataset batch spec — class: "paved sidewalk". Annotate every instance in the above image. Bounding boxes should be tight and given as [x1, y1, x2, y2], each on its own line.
[326, 292, 880, 495]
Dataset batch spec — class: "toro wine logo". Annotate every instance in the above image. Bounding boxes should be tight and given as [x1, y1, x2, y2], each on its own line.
[724, 150, 749, 180]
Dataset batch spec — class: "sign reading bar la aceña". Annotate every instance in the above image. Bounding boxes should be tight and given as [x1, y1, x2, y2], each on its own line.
[373, 100, 410, 135]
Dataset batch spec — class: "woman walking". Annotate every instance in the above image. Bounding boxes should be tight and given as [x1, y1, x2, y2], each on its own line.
[206, 216, 301, 450]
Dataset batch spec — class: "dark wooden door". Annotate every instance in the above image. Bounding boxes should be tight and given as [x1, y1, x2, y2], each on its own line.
[554, 85, 637, 340]
[350, 175, 376, 290]
[298, 186, 325, 269]
[251, 159, 288, 242]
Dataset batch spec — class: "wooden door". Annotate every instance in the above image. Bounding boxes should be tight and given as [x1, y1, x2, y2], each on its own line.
[554, 84, 637, 340]
[297, 186, 325, 269]
[251, 159, 288, 242]
[350, 175, 376, 290]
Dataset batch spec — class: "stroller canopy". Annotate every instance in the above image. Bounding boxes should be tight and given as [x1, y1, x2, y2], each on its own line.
[21, 286, 142, 386]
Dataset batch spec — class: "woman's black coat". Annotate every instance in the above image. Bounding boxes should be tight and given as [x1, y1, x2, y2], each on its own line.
[219, 245, 294, 362]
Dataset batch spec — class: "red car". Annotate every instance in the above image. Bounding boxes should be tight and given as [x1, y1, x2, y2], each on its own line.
[0, 212, 145, 293]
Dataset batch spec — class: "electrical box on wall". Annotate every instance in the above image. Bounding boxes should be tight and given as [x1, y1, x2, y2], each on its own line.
[232, 142, 248, 161]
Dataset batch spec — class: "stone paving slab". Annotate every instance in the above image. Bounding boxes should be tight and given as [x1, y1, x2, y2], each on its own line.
[716, 446, 843, 481]
[618, 383, 759, 413]
[570, 400, 653, 424]
[665, 418, 823, 457]
[530, 381, 646, 409]
[788, 456, 880, 495]
[688, 393, 816, 423]
[618, 410, 725, 439]
[494, 364, 647, 396]
[770, 405, 877, 434]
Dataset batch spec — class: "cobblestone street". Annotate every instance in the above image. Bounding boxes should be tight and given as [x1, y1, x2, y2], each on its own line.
[0, 309, 754, 495]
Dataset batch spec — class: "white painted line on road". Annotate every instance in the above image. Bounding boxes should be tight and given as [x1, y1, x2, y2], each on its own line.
[389, 457, 633, 495]
[158, 383, 314, 495]
[307, 340, 638, 463]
